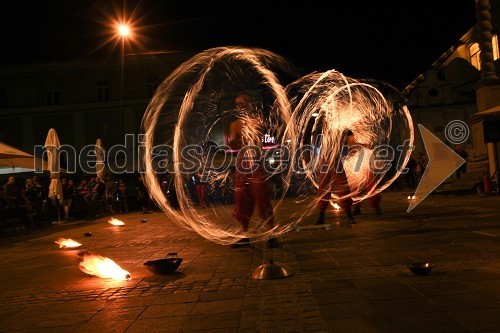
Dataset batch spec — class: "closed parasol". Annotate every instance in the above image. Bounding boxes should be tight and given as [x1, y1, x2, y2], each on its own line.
[95, 139, 105, 181]
[45, 128, 63, 221]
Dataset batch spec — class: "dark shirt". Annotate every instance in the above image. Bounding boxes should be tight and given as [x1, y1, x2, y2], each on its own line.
[4, 183, 19, 198]
[95, 182, 106, 197]
[62, 184, 74, 199]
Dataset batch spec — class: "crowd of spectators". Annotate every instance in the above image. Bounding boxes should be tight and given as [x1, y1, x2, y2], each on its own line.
[0, 173, 150, 232]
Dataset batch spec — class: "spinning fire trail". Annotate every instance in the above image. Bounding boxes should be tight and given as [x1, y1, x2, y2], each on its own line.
[141, 46, 414, 245]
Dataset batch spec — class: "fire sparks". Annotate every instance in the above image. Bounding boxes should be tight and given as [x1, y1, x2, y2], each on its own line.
[55, 238, 82, 248]
[78, 252, 131, 281]
[108, 218, 125, 226]
[141, 47, 296, 245]
[140, 47, 413, 245]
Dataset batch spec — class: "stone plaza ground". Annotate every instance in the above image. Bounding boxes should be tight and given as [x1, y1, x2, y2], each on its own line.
[1, 191, 500, 332]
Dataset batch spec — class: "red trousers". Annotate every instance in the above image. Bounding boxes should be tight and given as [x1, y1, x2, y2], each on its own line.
[317, 168, 352, 213]
[195, 184, 206, 206]
[233, 173, 274, 231]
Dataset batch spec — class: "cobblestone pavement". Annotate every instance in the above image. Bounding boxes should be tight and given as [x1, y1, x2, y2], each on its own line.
[1, 191, 500, 332]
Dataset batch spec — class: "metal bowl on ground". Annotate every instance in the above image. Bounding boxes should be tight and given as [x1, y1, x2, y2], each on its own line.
[144, 253, 182, 274]
[407, 262, 433, 275]
[251, 259, 294, 280]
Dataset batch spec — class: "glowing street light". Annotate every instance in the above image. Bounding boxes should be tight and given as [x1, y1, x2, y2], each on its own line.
[90, 9, 144, 139]
[117, 24, 130, 38]
[115, 21, 133, 130]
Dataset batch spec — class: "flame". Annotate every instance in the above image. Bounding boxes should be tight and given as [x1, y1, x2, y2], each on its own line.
[408, 195, 416, 200]
[79, 252, 131, 281]
[55, 238, 82, 248]
[108, 218, 125, 226]
[332, 203, 341, 210]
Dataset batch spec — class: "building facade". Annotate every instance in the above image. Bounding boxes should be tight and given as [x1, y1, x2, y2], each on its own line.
[404, 0, 500, 184]
[0, 51, 190, 154]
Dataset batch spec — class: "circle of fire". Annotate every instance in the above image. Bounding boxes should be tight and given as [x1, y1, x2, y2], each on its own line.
[285, 71, 414, 222]
[142, 47, 413, 244]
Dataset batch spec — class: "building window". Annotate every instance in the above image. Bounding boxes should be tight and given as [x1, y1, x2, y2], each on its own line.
[46, 90, 59, 106]
[145, 75, 158, 98]
[470, 42, 481, 70]
[493, 34, 499, 60]
[97, 79, 110, 102]
[469, 34, 500, 70]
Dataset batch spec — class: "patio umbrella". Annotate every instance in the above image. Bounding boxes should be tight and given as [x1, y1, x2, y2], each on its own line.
[0, 141, 48, 173]
[45, 128, 63, 221]
[95, 139, 105, 181]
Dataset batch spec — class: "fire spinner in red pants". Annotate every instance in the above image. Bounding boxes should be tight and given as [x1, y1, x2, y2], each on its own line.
[229, 94, 279, 248]
[316, 162, 356, 225]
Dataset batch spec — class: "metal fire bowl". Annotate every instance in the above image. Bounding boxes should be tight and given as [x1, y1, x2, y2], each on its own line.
[407, 262, 434, 276]
[144, 253, 182, 275]
[251, 259, 294, 280]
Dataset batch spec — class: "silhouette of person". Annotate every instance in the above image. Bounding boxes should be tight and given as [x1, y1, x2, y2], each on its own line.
[230, 93, 279, 248]
[315, 130, 364, 225]
[347, 130, 382, 216]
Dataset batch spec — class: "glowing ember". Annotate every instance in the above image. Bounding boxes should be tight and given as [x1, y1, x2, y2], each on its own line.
[79, 252, 131, 281]
[55, 238, 82, 248]
[332, 203, 341, 210]
[108, 218, 125, 226]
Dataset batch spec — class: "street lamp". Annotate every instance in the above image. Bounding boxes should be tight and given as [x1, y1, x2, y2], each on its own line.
[118, 24, 130, 38]
[116, 22, 132, 92]
[116, 22, 131, 136]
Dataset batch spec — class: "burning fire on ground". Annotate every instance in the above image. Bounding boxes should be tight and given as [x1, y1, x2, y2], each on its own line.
[55, 238, 82, 248]
[108, 218, 125, 226]
[78, 251, 131, 281]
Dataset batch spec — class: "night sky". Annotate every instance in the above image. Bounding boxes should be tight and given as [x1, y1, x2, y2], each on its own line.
[0, 0, 477, 90]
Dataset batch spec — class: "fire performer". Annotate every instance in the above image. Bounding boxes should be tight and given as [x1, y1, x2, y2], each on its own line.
[315, 130, 356, 225]
[315, 129, 381, 224]
[348, 130, 382, 216]
[229, 93, 279, 248]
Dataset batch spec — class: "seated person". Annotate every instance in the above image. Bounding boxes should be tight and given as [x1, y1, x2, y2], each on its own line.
[3, 176, 19, 198]
[84, 177, 106, 217]
[0, 187, 35, 231]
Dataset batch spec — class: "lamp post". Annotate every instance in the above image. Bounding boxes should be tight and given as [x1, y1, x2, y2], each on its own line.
[117, 23, 131, 138]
